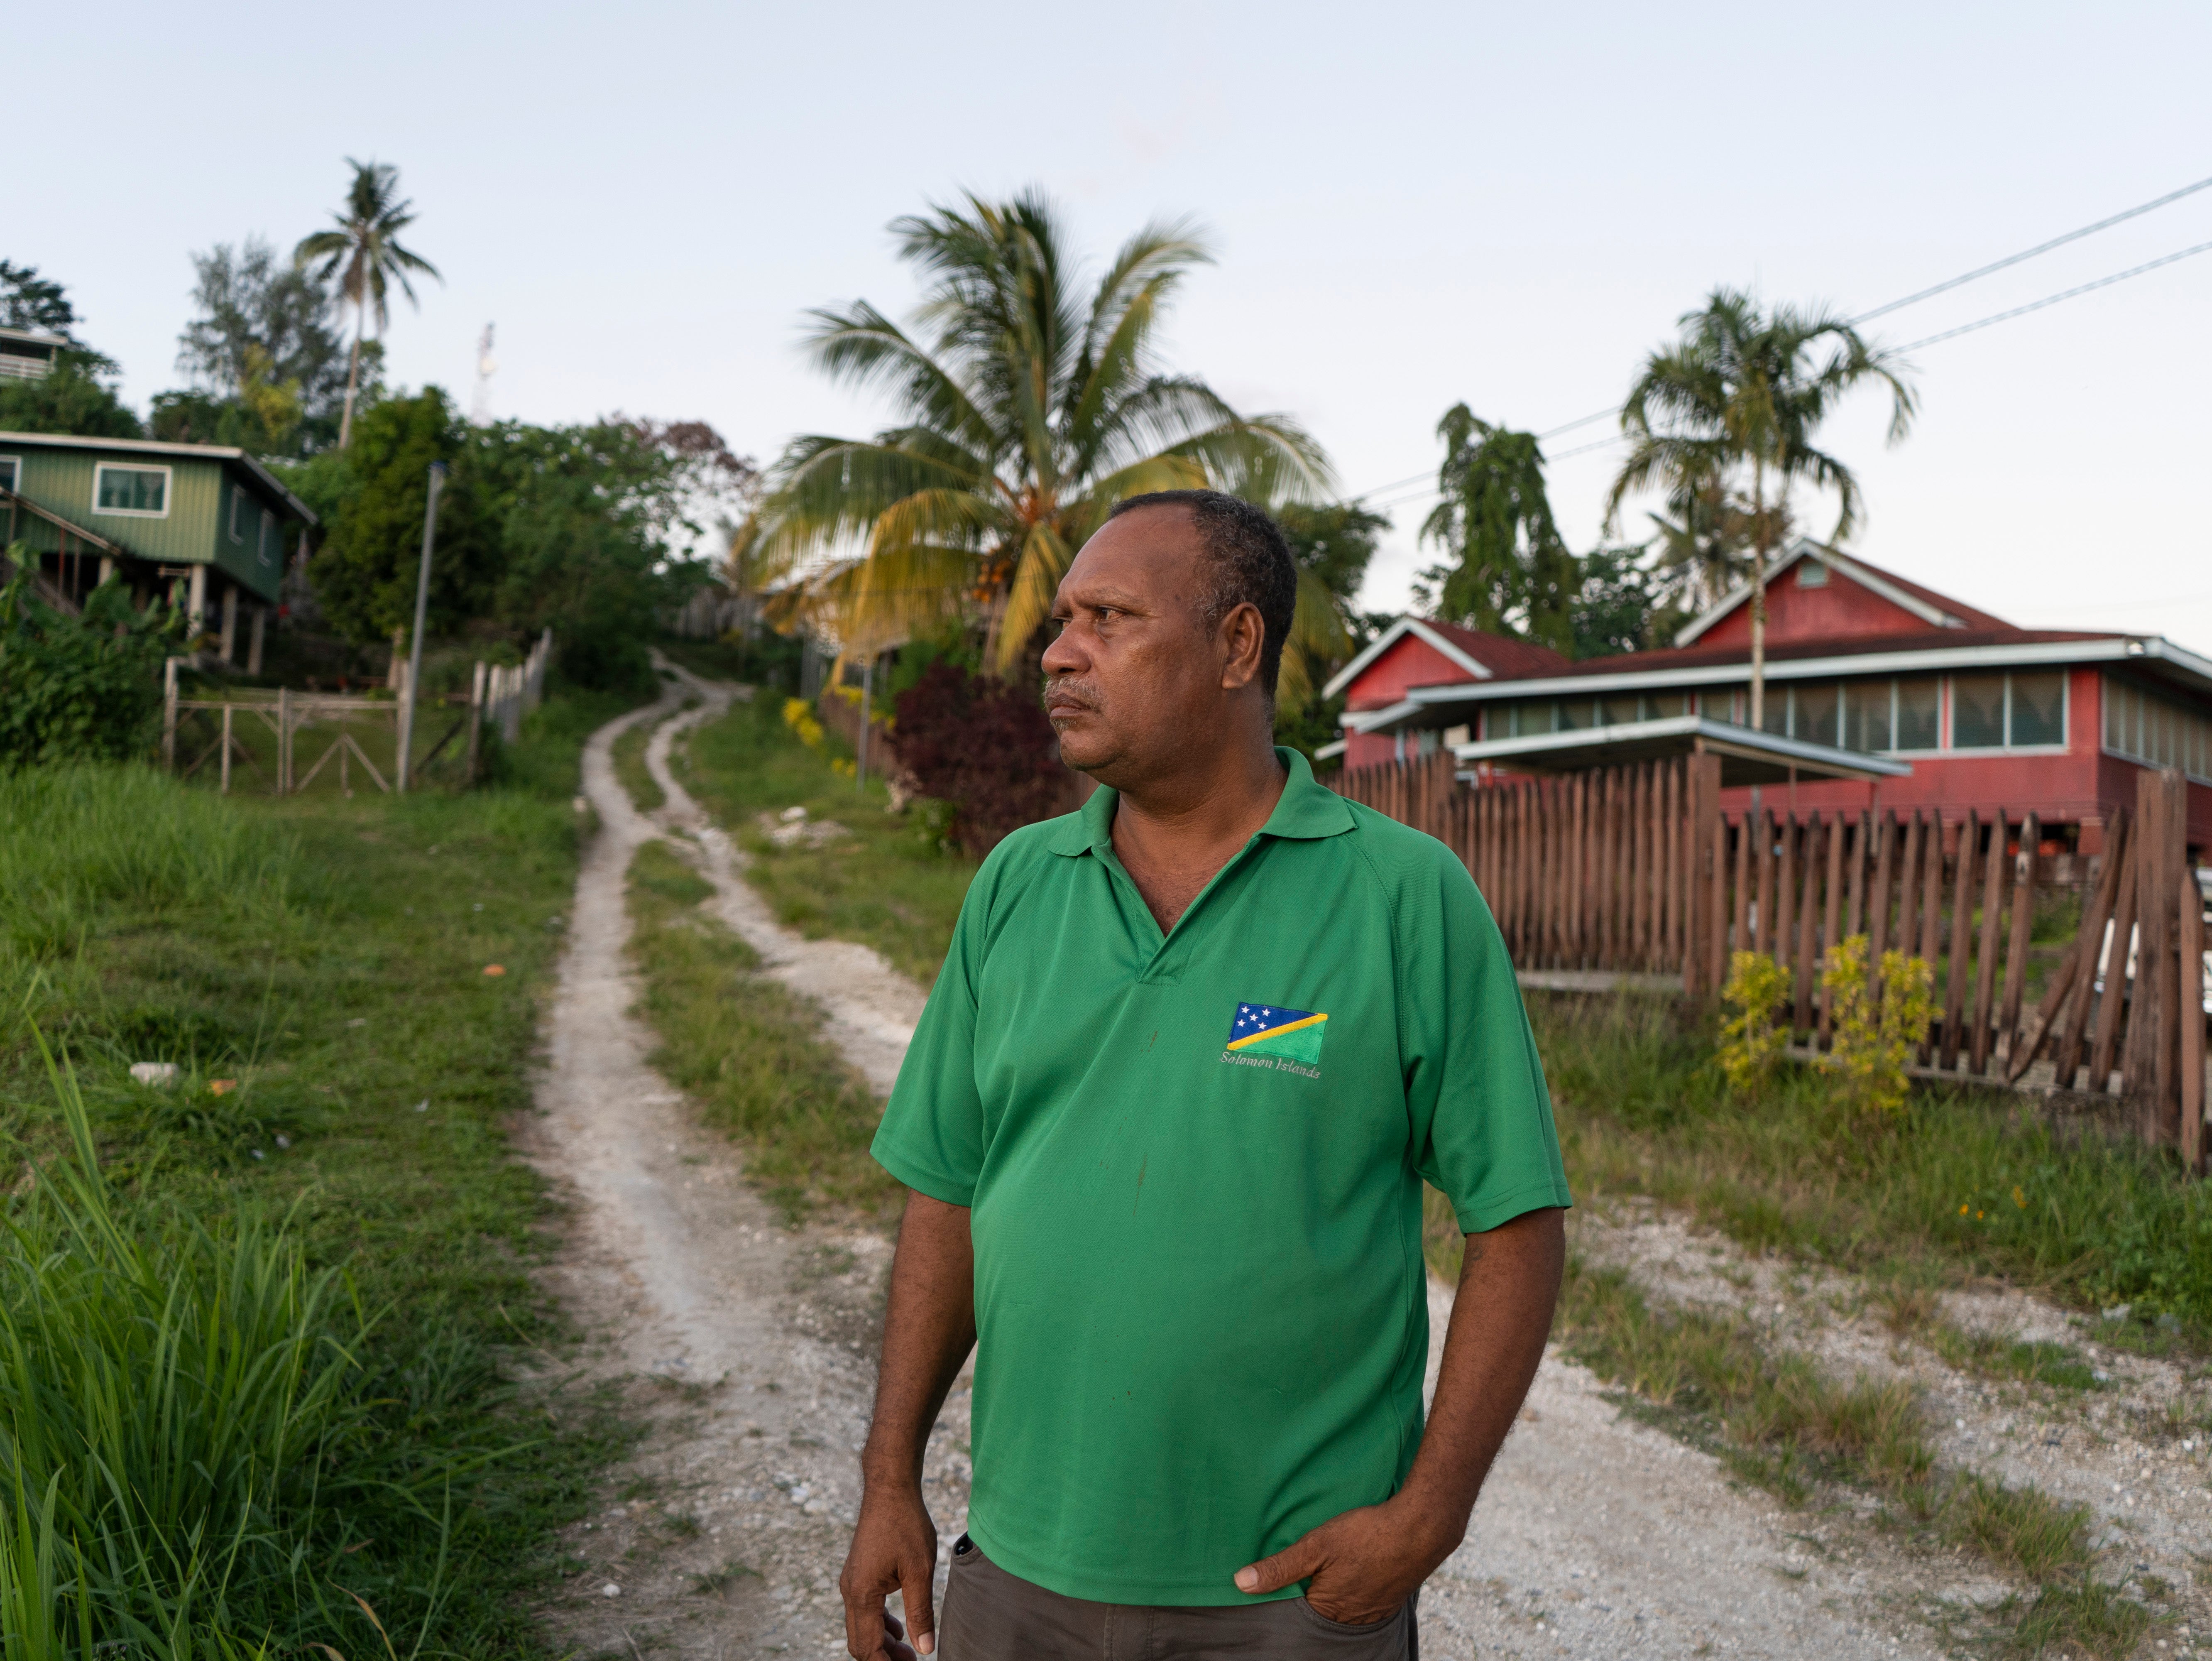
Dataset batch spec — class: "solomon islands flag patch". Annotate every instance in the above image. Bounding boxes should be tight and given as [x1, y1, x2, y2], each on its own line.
[1225, 1002, 1328, 1064]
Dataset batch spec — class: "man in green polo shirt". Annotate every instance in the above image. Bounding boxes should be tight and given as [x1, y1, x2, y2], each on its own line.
[840, 490, 1569, 1660]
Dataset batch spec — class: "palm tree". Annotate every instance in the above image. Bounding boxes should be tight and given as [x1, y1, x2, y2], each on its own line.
[1417, 405, 1578, 653]
[1606, 290, 1914, 728]
[293, 159, 441, 449]
[734, 190, 1332, 677]
[1644, 476, 1781, 615]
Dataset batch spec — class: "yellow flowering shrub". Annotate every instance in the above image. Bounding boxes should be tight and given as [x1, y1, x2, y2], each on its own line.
[782, 696, 826, 752]
[1821, 934, 1936, 1120]
[1718, 951, 1792, 1094]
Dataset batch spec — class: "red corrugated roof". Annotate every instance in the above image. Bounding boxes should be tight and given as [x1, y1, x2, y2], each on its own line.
[1422, 620, 1573, 678]
[1507, 625, 2125, 683]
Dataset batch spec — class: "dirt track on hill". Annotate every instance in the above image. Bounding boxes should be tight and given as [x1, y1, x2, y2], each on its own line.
[520, 675, 2195, 1660]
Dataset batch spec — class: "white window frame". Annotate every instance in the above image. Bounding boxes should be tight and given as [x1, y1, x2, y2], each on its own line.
[91, 461, 172, 519]
[0, 456, 20, 495]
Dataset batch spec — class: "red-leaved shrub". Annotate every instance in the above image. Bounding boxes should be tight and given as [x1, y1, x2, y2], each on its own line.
[891, 662, 1069, 856]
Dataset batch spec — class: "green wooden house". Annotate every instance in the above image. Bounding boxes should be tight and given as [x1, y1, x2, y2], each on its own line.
[0, 430, 316, 669]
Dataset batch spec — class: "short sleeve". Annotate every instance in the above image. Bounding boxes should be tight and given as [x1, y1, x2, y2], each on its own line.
[1400, 848, 1572, 1235]
[869, 861, 994, 1206]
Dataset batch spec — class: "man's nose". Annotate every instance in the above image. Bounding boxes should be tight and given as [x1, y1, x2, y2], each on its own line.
[1040, 625, 1084, 675]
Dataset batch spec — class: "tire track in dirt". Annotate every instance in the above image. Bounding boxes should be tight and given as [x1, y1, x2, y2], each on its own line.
[526, 673, 1973, 1659]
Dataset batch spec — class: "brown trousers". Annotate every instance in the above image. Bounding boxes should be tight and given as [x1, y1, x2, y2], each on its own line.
[938, 1535, 1418, 1661]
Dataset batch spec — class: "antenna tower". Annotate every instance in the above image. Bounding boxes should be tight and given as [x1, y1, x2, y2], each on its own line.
[470, 323, 497, 425]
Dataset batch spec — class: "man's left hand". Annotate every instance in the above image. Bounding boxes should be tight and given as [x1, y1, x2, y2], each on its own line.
[1231, 1497, 1459, 1624]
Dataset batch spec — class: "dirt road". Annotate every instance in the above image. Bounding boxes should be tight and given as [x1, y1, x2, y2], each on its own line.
[522, 681, 2189, 1660]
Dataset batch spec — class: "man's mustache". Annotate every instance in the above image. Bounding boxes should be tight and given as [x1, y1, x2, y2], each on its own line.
[1043, 676, 1102, 714]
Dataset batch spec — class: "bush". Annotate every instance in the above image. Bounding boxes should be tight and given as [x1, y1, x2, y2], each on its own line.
[890, 662, 1067, 856]
[1718, 951, 1791, 1095]
[1824, 936, 1936, 1120]
[0, 569, 181, 768]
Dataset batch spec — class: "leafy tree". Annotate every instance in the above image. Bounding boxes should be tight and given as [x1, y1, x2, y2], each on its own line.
[1570, 546, 1667, 659]
[1270, 502, 1387, 750]
[0, 262, 80, 340]
[0, 563, 181, 764]
[737, 189, 1330, 672]
[1414, 404, 1578, 653]
[155, 239, 349, 454]
[0, 351, 142, 439]
[303, 390, 493, 646]
[293, 159, 441, 448]
[474, 420, 696, 696]
[1608, 289, 1915, 727]
[1277, 502, 1387, 605]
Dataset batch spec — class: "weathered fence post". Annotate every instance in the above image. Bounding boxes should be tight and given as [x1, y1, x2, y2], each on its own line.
[466, 661, 487, 781]
[219, 704, 233, 795]
[162, 657, 180, 772]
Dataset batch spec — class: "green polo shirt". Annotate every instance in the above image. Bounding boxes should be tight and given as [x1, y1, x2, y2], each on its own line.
[871, 748, 1568, 1607]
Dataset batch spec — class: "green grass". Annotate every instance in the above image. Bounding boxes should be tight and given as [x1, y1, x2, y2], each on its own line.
[678, 693, 976, 986]
[625, 838, 897, 1219]
[0, 686, 641, 1658]
[1532, 992, 2212, 1341]
[612, 716, 666, 815]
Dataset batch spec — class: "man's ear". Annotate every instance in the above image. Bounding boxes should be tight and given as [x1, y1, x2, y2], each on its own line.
[1218, 602, 1265, 691]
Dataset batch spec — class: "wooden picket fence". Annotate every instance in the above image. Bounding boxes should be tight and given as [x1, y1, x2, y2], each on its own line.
[1337, 752, 1706, 983]
[1329, 750, 2209, 1167]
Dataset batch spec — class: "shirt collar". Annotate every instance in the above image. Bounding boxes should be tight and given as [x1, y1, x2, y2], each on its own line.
[1047, 746, 1355, 857]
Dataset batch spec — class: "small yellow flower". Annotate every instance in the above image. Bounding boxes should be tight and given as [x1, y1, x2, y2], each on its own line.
[2013, 1186, 2027, 1209]
[1960, 1203, 1970, 1215]
[1976, 1210, 1985, 1220]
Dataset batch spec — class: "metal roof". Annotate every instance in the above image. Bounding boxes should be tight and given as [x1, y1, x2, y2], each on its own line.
[1453, 715, 1914, 788]
[0, 429, 318, 526]
[1345, 632, 2212, 737]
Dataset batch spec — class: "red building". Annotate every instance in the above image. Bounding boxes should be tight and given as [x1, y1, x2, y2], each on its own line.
[1326, 542, 2212, 853]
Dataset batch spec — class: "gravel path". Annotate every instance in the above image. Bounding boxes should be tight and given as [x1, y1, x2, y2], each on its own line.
[521, 681, 2174, 1660]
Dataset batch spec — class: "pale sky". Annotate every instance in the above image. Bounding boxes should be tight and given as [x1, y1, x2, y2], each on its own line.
[16, 1, 2212, 651]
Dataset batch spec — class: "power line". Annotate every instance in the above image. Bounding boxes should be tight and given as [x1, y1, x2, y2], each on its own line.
[1344, 171, 2212, 504]
[1891, 236, 2212, 352]
[1850, 171, 2212, 323]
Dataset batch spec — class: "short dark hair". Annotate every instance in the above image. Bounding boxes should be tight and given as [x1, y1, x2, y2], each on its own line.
[1106, 489, 1297, 700]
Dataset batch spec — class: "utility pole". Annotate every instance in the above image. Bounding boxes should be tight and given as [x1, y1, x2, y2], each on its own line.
[394, 461, 448, 792]
[856, 654, 874, 793]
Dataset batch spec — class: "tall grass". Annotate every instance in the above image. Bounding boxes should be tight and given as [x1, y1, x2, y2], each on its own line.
[0, 1034, 391, 1655]
[0, 766, 303, 956]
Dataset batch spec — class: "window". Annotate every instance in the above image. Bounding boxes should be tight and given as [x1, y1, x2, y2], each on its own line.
[2105, 675, 2212, 783]
[1797, 559, 1828, 588]
[257, 508, 274, 565]
[2009, 671, 2066, 747]
[228, 487, 246, 542]
[93, 463, 170, 517]
[0, 457, 17, 494]
[1952, 672, 2006, 749]
[1597, 695, 1638, 725]
[1895, 676, 1941, 751]
[1844, 679, 1892, 751]
[1793, 681, 1840, 746]
[1759, 688, 1789, 736]
[1557, 699, 1593, 730]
